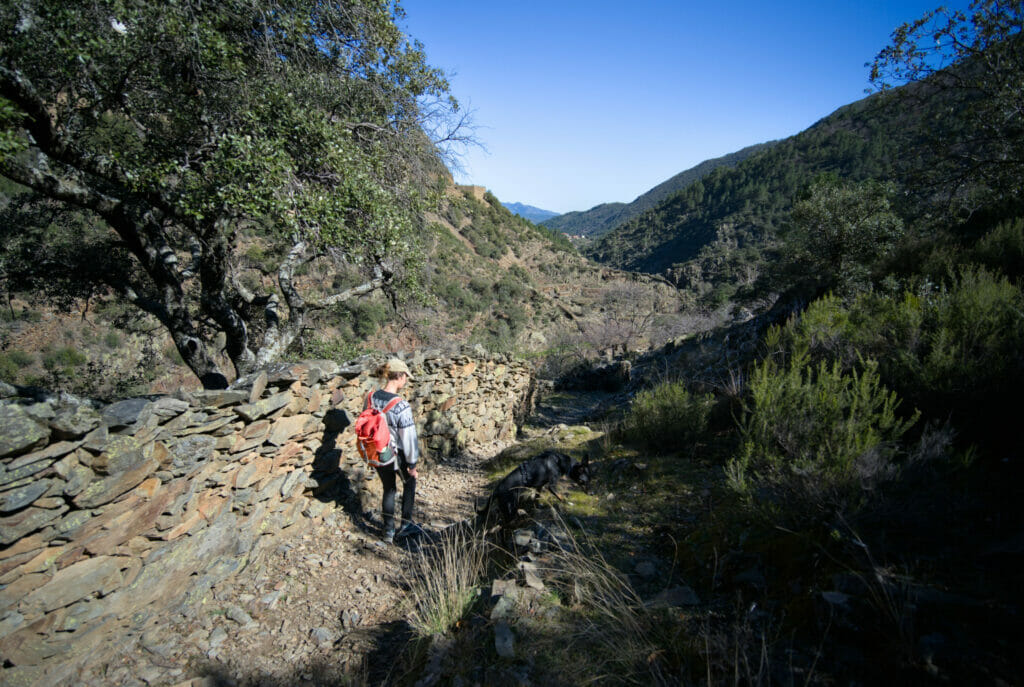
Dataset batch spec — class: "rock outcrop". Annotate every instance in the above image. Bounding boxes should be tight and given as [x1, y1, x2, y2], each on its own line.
[0, 348, 534, 685]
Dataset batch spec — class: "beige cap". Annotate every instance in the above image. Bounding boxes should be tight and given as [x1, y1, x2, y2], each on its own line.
[387, 358, 413, 379]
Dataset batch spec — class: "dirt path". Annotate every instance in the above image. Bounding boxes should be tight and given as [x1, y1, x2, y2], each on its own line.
[78, 438, 513, 687]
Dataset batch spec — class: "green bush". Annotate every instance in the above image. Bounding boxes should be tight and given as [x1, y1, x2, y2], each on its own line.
[0, 354, 17, 382]
[727, 350, 918, 526]
[776, 268, 1024, 450]
[973, 217, 1024, 279]
[41, 346, 86, 372]
[621, 380, 713, 452]
[289, 335, 365, 363]
[6, 349, 34, 368]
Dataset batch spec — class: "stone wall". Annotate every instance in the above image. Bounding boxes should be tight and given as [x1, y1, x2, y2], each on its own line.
[0, 349, 535, 685]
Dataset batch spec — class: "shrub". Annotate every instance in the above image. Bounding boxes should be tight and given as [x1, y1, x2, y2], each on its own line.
[289, 335, 365, 363]
[727, 350, 919, 526]
[41, 346, 87, 373]
[777, 268, 1024, 451]
[0, 354, 17, 382]
[621, 381, 713, 453]
[973, 217, 1024, 278]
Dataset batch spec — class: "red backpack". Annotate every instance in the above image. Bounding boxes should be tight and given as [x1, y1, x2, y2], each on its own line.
[354, 391, 401, 467]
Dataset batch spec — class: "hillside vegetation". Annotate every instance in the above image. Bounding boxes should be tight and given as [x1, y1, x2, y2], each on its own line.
[0, 175, 689, 398]
[585, 95, 901, 305]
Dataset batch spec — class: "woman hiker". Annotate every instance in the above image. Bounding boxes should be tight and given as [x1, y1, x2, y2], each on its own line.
[368, 358, 420, 543]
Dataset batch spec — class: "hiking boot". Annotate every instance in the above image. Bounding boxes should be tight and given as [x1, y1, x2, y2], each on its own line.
[382, 527, 395, 544]
[395, 522, 420, 540]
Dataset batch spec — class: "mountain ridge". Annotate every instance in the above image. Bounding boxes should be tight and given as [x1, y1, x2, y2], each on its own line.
[501, 201, 559, 224]
[542, 142, 775, 238]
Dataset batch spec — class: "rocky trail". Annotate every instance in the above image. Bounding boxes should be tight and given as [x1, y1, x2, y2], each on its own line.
[75, 417, 584, 687]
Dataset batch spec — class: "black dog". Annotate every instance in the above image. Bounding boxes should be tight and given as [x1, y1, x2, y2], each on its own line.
[477, 450, 591, 530]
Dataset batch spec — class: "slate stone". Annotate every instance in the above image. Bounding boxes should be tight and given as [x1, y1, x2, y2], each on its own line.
[0, 457, 56, 490]
[307, 359, 341, 377]
[226, 604, 255, 627]
[149, 397, 190, 419]
[233, 391, 292, 422]
[0, 504, 68, 545]
[80, 423, 109, 453]
[177, 414, 235, 437]
[92, 434, 146, 475]
[73, 456, 158, 509]
[101, 398, 152, 428]
[170, 435, 217, 470]
[0, 611, 25, 640]
[190, 389, 249, 408]
[53, 509, 95, 539]
[267, 414, 313, 446]
[265, 362, 304, 386]
[0, 478, 53, 513]
[60, 457, 95, 497]
[280, 468, 305, 498]
[0, 403, 51, 459]
[22, 555, 133, 613]
[248, 371, 268, 404]
[494, 621, 515, 658]
[48, 404, 102, 440]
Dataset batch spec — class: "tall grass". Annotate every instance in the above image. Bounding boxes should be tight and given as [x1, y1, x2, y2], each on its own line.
[535, 517, 692, 685]
[402, 525, 489, 639]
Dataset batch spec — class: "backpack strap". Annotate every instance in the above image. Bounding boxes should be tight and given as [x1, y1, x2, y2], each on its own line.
[367, 390, 402, 414]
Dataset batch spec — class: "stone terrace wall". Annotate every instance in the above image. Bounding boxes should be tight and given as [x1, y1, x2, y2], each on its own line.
[0, 349, 535, 685]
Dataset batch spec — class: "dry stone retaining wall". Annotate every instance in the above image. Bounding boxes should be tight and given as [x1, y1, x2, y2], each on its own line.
[0, 349, 534, 685]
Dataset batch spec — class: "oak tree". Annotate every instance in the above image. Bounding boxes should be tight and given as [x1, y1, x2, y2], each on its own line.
[0, 0, 462, 387]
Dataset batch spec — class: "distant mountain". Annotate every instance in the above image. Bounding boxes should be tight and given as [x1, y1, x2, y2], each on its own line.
[584, 92, 914, 302]
[542, 142, 775, 238]
[502, 202, 559, 224]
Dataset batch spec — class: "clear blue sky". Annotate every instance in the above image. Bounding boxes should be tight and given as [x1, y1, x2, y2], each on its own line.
[399, 1, 971, 214]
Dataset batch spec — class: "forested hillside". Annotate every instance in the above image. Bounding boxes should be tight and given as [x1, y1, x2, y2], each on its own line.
[586, 31, 1024, 307]
[585, 95, 901, 303]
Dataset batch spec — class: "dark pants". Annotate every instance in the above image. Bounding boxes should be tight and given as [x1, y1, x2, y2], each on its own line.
[375, 459, 416, 532]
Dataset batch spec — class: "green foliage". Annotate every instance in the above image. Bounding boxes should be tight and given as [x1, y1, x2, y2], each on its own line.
[870, 2, 1024, 208]
[0, 0, 462, 383]
[621, 381, 714, 452]
[586, 96, 903, 304]
[39, 345, 88, 383]
[785, 177, 904, 294]
[288, 335, 366, 364]
[973, 217, 1024, 278]
[0, 351, 28, 381]
[728, 349, 919, 525]
[775, 268, 1024, 449]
